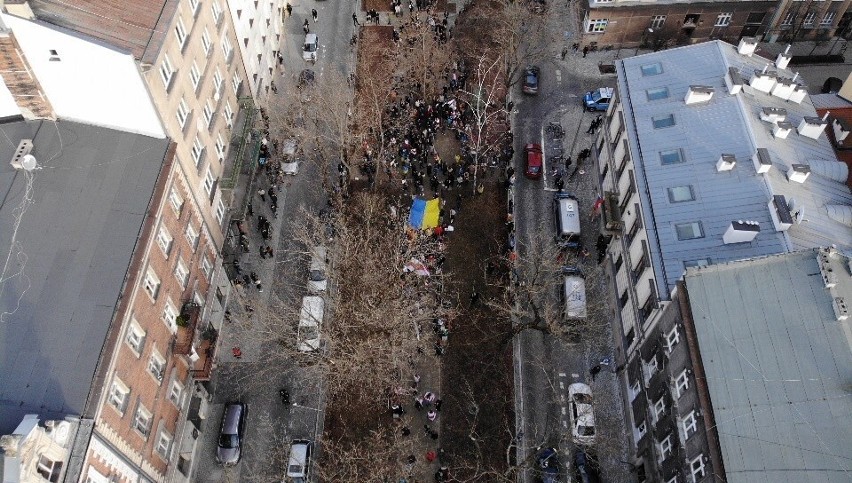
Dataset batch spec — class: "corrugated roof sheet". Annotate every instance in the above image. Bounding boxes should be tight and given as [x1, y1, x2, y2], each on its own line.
[685, 249, 852, 483]
[617, 41, 852, 297]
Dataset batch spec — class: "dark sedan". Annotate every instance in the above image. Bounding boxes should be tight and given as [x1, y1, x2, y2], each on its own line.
[522, 66, 540, 95]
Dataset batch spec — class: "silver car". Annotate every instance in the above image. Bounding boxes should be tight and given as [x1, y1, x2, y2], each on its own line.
[216, 402, 247, 466]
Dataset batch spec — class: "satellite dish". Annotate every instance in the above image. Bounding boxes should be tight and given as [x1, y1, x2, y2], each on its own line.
[795, 205, 806, 224]
[20, 154, 37, 171]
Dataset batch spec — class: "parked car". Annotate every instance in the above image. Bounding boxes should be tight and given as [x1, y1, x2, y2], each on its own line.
[281, 139, 300, 176]
[583, 87, 613, 111]
[298, 295, 324, 352]
[536, 447, 559, 483]
[307, 246, 328, 293]
[216, 402, 247, 466]
[303, 33, 318, 62]
[568, 383, 596, 445]
[524, 143, 543, 179]
[522, 66, 540, 95]
[574, 449, 602, 483]
[286, 439, 313, 482]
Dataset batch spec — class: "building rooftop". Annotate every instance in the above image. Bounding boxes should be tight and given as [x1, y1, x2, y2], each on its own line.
[812, 94, 852, 189]
[0, 119, 170, 434]
[684, 248, 852, 483]
[617, 40, 852, 297]
[27, 0, 178, 65]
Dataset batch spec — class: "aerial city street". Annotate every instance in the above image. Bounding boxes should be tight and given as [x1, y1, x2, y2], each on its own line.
[0, 0, 851, 482]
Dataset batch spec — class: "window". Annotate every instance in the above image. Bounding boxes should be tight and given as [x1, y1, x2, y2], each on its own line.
[185, 223, 199, 250]
[781, 11, 795, 27]
[586, 18, 609, 33]
[646, 356, 659, 378]
[646, 87, 669, 101]
[108, 377, 130, 413]
[176, 97, 190, 129]
[174, 17, 188, 49]
[667, 185, 695, 203]
[211, 1, 223, 24]
[159, 54, 175, 89]
[232, 72, 242, 95]
[36, 455, 63, 482]
[675, 222, 704, 240]
[715, 12, 732, 26]
[652, 114, 676, 129]
[650, 15, 666, 30]
[222, 36, 233, 60]
[189, 61, 201, 90]
[191, 135, 204, 166]
[201, 28, 212, 56]
[215, 134, 226, 160]
[746, 12, 766, 24]
[224, 101, 234, 126]
[125, 319, 146, 355]
[658, 435, 673, 460]
[659, 149, 684, 165]
[637, 420, 647, 439]
[143, 268, 160, 300]
[690, 455, 706, 481]
[203, 168, 216, 196]
[133, 403, 153, 438]
[174, 258, 189, 287]
[665, 326, 680, 351]
[169, 188, 184, 215]
[653, 397, 666, 421]
[821, 11, 836, 25]
[168, 379, 184, 406]
[156, 225, 173, 257]
[684, 258, 711, 269]
[641, 62, 663, 76]
[148, 350, 167, 382]
[215, 198, 226, 224]
[213, 68, 224, 94]
[629, 379, 641, 401]
[201, 255, 213, 281]
[163, 300, 178, 332]
[188, 0, 200, 16]
[675, 369, 690, 398]
[803, 11, 816, 27]
[683, 410, 698, 437]
[203, 100, 215, 127]
[155, 426, 173, 460]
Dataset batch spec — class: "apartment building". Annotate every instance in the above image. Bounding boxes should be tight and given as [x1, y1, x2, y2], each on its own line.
[0, 12, 223, 482]
[228, 0, 287, 100]
[624, 248, 852, 482]
[593, 39, 852, 478]
[580, 0, 851, 48]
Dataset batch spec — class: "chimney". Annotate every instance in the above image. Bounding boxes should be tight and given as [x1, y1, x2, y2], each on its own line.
[776, 45, 792, 70]
[726, 67, 744, 95]
[723, 220, 761, 244]
[738, 37, 759, 56]
[768, 195, 793, 232]
[716, 154, 737, 172]
[788, 84, 808, 104]
[773, 121, 793, 139]
[786, 163, 811, 183]
[771, 77, 796, 100]
[760, 107, 787, 123]
[750, 67, 778, 94]
[797, 116, 828, 140]
[832, 118, 850, 145]
[684, 85, 715, 105]
[752, 147, 772, 174]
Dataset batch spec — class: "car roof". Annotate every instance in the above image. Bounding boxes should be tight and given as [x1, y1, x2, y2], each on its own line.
[568, 382, 592, 396]
[305, 33, 317, 42]
[222, 403, 244, 432]
[575, 404, 595, 426]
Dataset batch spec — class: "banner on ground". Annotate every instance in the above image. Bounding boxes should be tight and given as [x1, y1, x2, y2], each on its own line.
[408, 198, 440, 230]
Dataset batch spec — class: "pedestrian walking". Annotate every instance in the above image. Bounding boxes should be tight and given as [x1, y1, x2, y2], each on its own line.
[427, 410, 437, 421]
[582, 45, 589, 58]
[311, 8, 317, 21]
[426, 450, 437, 462]
[303, 19, 309, 34]
[259, 245, 267, 258]
[266, 246, 274, 258]
[285, 3, 292, 17]
[257, 188, 266, 201]
[561, 47, 568, 60]
[586, 119, 597, 134]
[424, 391, 436, 403]
[353, 12, 359, 25]
[435, 399, 442, 411]
[232, 347, 243, 359]
[590, 364, 602, 381]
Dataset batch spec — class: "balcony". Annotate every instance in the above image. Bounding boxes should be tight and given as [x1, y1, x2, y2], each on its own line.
[604, 191, 623, 232]
[173, 302, 201, 355]
[190, 327, 218, 381]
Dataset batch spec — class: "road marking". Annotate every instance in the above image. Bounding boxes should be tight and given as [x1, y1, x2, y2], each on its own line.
[562, 420, 568, 428]
[559, 381, 564, 389]
[544, 187, 558, 192]
[568, 93, 578, 98]
[555, 69, 562, 84]
[571, 373, 580, 378]
[558, 372, 567, 377]
[561, 407, 566, 415]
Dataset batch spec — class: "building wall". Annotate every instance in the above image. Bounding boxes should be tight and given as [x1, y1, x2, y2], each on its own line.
[144, 0, 250, 250]
[82, 159, 216, 482]
[581, 1, 776, 48]
[228, 0, 286, 102]
[764, 0, 852, 42]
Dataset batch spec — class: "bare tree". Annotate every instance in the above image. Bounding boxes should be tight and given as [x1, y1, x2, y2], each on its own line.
[393, 15, 456, 100]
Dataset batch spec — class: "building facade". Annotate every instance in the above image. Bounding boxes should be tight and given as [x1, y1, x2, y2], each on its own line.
[228, 0, 287, 101]
[592, 39, 852, 480]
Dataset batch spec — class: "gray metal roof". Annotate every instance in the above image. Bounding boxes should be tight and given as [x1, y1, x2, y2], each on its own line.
[617, 41, 852, 298]
[684, 248, 852, 483]
[0, 120, 169, 434]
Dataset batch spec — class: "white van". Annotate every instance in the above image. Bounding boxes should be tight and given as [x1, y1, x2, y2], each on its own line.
[307, 246, 328, 293]
[554, 193, 581, 249]
[562, 267, 587, 319]
[286, 439, 313, 482]
[303, 33, 318, 62]
[298, 296, 324, 352]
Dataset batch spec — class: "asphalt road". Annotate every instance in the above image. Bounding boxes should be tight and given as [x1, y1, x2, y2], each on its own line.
[193, 1, 355, 481]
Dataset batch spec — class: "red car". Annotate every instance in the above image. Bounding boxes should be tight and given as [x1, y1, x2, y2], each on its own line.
[524, 143, 543, 179]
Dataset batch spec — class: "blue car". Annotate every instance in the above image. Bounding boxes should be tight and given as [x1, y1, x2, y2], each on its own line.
[536, 447, 559, 483]
[583, 87, 613, 112]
